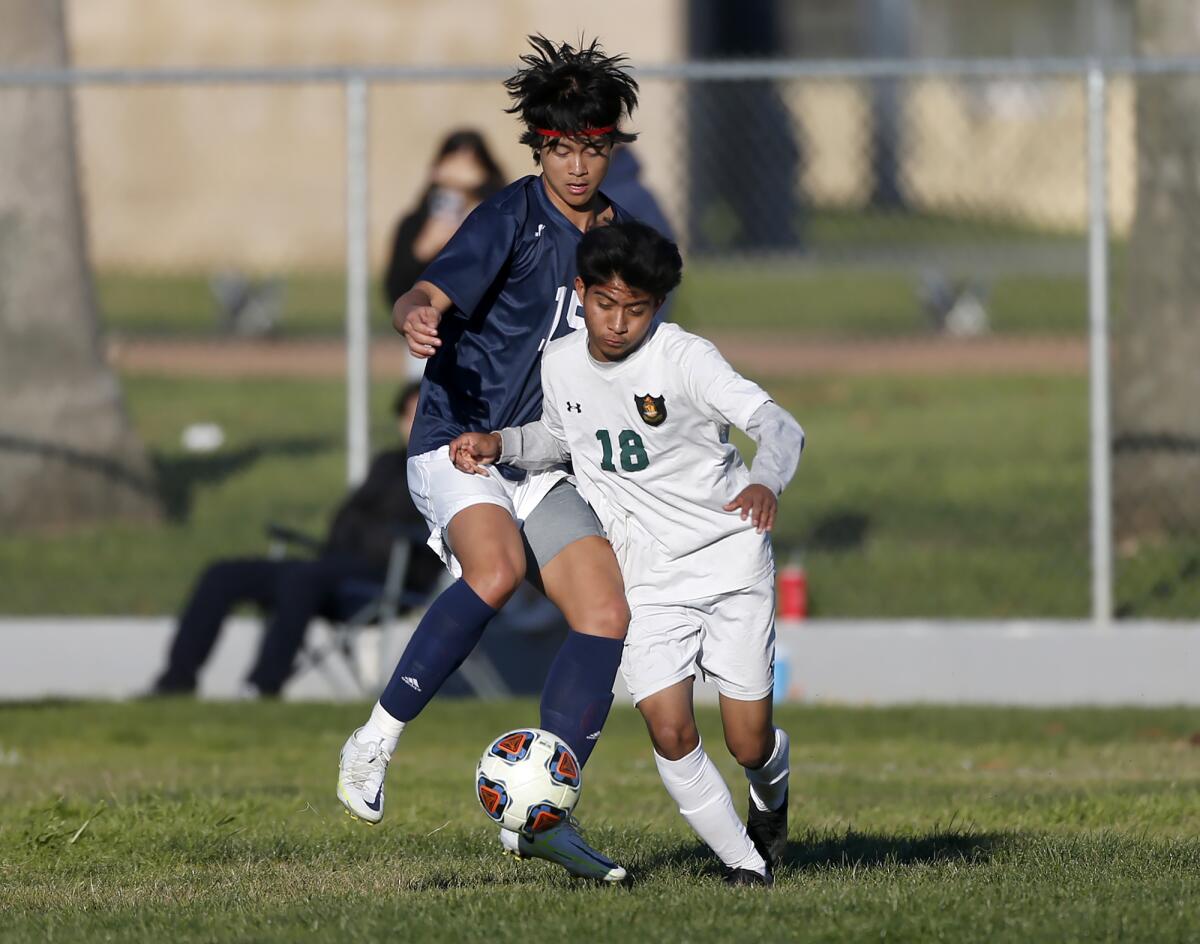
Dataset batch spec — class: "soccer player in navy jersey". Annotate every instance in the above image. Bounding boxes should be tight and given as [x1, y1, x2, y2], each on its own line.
[337, 36, 638, 881]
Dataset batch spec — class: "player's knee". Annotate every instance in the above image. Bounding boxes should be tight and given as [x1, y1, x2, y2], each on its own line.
[727, 731, 774, 770]
[463, 557, 524, 608]
[584, 595, 629, 639]
[649, 719, 700, 761]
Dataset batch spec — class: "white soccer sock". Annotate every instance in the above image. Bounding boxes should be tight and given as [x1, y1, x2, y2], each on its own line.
[745, 727, 790, 813]
[360, 701, 406, 755]
[654, 742, 767, 875]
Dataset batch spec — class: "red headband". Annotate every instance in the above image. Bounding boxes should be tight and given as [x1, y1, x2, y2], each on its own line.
[534, 125, 615, 139]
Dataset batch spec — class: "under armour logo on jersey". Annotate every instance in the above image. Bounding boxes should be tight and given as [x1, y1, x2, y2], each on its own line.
[566, 402, 582, 413]
[535, 224, 546, 238]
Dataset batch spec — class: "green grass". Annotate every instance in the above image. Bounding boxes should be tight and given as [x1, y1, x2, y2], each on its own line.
[93, 209, 1099, 338]
[96, 271, 394, 338]
[673, 267, 1085, 336]
[1, 369, 1191, 617]
[0, 377, 391, 614]
[0, 371, 1097, 618]
[804, 207, 1089, 252]
[1, 700, 1199, 943]
[96, 266, 1087, 339]
[96, 204, 1093, 341]
[757, 373, 1091, 617]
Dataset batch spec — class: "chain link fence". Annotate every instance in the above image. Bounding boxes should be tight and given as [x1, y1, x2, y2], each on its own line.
[2, 61, 1197, 620]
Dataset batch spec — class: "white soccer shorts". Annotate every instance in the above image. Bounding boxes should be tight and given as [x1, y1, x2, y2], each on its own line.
[621, 572, 777, 704]
[407, 447, 568, 577]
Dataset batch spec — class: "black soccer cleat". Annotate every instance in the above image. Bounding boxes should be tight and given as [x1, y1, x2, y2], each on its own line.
[746, 787, 788, 868]
[723, 867, 774, 887]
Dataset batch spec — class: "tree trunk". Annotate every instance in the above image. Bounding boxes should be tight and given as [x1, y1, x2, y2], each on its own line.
[1114, 0, 1200, 543]
[0, 0, 160, 528]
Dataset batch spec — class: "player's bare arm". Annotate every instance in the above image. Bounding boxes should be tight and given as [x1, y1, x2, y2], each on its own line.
[448, 418, 571, 476]
[393, 279, 452, 357]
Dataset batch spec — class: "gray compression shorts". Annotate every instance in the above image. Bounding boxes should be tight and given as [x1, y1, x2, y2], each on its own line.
[522, 480, 606, 570]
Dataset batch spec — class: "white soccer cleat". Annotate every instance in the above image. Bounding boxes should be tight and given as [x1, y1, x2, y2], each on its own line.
[336, 727, 390, 825]
[499, 821, 628, 883]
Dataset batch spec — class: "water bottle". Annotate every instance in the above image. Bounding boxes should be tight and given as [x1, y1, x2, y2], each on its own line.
[778, 557, 808, 622]
[773, 642, 791, 703]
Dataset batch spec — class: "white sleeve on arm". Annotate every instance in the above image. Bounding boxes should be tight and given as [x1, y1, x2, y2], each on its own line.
[682, 336, 773, 429]
[498, 419, 571, 471]
[744, 401, 806, 496]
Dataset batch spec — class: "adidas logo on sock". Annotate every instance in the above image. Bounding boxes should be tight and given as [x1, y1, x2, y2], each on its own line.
[586, 731, 601, 740]
[401, 676, 422, 692]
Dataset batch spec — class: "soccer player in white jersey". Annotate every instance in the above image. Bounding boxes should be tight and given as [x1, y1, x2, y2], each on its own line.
[449, 221, 805, 885]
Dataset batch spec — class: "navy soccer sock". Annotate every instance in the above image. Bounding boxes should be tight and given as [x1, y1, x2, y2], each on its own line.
[539, 632, 624, 768]
[379, 579, 497, 722]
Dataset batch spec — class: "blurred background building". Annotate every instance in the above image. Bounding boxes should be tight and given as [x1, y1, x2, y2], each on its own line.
[61, 0, 1142, 272]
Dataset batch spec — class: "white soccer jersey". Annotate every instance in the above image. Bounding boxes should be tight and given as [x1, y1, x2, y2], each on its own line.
[538, 323, 775, 604]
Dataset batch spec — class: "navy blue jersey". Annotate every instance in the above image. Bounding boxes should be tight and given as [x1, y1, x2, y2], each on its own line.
[408, 175, 629, 459]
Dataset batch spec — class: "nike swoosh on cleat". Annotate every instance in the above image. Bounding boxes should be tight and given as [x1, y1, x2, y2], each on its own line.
[365, 786, 383, 812]
[566, 839, 616, 869]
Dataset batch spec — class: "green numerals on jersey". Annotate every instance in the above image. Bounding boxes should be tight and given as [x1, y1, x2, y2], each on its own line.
[595, 429, 650, 473]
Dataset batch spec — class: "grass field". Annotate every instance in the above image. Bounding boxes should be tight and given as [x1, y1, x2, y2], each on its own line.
[96, 266, 1089, 339]
[3, 367, 1194, 617]
[0, 371, 1101, 617]
[93, 211, 1093, 340]
[8, 203, 1196, 618]
[95, 265, 1088, 340]
[2, 700, 1198, 943]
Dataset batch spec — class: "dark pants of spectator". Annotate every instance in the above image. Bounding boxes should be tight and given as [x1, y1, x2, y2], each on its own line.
[155, 554, 382, 696]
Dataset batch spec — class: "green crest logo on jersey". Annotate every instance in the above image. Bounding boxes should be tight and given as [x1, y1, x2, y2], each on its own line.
[635, 393, 667, 427]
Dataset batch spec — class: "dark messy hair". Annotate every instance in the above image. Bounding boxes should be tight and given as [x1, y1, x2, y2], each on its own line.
[504, 35, 638, 161]
[576, 222, 682, 301]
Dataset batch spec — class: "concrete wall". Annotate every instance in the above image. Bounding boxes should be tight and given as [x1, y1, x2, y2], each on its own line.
[3, 618, 1196, 704]
[64, 0, 684, 270]
[59, 2, 1137, 272]
[794, 76, 1135, 235]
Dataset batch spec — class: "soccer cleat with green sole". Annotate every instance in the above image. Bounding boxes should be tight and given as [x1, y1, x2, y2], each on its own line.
[336, 727, 390, 825]
[499, 820, 627, 882]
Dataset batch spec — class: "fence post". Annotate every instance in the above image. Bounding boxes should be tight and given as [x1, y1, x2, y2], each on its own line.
[345, 74, 370, 486]
[1086, 63, 1113, 626]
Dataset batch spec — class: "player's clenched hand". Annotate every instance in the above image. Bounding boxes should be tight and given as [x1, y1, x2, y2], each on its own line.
[400, 304, 443, 358]
[449, 432, 502, 476]
[724, 484, 777, 534]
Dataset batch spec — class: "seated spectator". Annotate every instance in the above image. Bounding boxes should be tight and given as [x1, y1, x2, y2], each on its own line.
[383, 129, 507, 310]
[150, 383, 441, 698]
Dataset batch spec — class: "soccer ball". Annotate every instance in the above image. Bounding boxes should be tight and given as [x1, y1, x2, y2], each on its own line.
[475, 728, 582, 834]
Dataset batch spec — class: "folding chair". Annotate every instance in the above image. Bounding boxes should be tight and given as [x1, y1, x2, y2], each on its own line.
[266, 521, 434, 697]
[265, 521, 544, 700]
